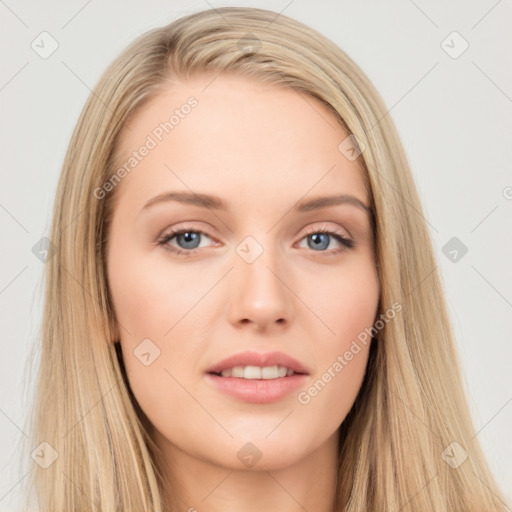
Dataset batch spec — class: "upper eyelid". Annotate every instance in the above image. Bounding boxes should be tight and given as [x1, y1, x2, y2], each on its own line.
[301, 224, 350, 237]
[161, 222, 350, 237]
[161, 226, 214, 241]
[160, 224, 352, 246]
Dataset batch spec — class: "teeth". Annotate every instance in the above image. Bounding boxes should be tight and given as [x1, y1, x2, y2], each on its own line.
[231, 366, 244, 378]
[244, 366, 262, 379]
[261, 366, 278, 379]
[219, 365, 295, 379]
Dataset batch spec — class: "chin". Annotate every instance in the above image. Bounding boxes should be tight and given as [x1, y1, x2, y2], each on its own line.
[203, 429, 330, 472]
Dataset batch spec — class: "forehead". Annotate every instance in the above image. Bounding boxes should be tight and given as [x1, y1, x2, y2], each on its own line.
[113, 73, 368, 211]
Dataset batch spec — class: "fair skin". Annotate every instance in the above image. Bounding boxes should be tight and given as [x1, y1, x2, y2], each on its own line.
[107, 73, 380, 512]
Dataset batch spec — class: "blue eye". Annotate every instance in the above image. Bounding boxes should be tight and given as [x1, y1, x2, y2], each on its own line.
[157, 228, 212, 256]
[157, 226, 354, 257]
[303, 231, 354, 251]
[172, 231, 202, 249]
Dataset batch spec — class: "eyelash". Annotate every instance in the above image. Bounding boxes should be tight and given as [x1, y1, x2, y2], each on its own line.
[157, 225, 355, 257]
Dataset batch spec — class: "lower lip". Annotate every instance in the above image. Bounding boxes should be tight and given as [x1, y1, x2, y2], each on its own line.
[205, 373, 308, 404]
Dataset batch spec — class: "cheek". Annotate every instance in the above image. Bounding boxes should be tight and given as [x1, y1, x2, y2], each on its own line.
[107, 241, 217, 427]
[108, 241, 211, 342]
[297, 255, 379, 415]
[309, 252, 380, 346]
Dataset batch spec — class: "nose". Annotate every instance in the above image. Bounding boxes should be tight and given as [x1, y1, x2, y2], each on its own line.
[227, 244, 295, 331]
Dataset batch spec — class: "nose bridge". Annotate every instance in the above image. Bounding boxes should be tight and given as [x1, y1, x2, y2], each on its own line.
[228, 233, 294, 327]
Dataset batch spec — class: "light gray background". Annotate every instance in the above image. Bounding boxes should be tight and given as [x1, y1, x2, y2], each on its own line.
[1, 0, 511, 509]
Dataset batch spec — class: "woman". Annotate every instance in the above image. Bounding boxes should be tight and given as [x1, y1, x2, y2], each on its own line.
[25, 6, 507, 511]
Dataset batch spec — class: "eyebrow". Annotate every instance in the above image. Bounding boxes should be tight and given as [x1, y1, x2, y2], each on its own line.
[142, 191, 373, 217]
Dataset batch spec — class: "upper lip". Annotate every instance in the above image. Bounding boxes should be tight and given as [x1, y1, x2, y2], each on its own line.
[206, 350, 310, 375]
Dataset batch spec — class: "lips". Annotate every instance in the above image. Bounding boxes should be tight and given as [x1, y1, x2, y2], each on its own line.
[206, 350, 310, 376]
[205, 350, 310, 403]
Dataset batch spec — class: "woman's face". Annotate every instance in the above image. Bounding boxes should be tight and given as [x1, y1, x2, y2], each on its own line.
[107, 73, 380, 471]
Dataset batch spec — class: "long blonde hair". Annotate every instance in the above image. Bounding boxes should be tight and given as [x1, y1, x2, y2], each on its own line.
[23, 6, 507, 511]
